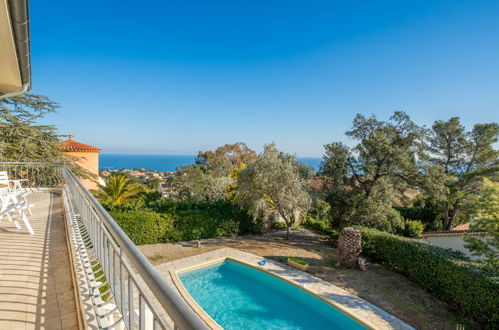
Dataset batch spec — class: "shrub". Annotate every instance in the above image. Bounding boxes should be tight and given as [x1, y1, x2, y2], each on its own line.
[271, 221, 288, 230]
[301, 216, 339, 240]
[288, 257, 308, 265]
[395, 207, 439, 231]
[358, 227, 498, 327]
[403, 220, 424, 238]
[111, 211, 179, 245]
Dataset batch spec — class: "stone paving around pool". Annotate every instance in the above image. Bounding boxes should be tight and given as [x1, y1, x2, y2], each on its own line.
[155, 247, 414, 330]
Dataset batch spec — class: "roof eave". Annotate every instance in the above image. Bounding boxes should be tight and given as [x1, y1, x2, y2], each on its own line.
[0, 0, 31, 99]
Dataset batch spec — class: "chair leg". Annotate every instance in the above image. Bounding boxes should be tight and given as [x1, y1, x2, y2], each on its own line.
[24, 196, 32, 215]
[20, 210, 34, 235]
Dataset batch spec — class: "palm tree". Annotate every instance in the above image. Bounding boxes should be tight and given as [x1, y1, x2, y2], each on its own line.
[98, 175, 141, 205]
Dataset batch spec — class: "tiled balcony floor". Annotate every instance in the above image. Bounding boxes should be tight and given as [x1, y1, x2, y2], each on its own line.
[0, 192, 79, 330]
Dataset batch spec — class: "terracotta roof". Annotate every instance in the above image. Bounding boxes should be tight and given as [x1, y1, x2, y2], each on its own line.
[422, 229, 485, 238]
[452, 223, 470, 231]
[60, 135, 102, 152]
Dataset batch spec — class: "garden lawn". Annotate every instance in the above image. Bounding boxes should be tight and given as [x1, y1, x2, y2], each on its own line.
[139, 229, 476, 329]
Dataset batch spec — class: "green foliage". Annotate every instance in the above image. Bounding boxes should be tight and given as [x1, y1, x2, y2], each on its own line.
[309, 198, 331, 220]
[403, 220, 424, 238]
[195, 142, 257, 176]
[321, 112, 422, 232]
[148, 198, 262, 240]
[174, 164, 232, 200]
[236, 143, 312, 239]
[288, 257, 307, 266]
[464, 178, 499, 271]
[111, 211, 179, 245]
[301, 216, 339, 240]
[395, 206, 440, 231]
[358, 227, 498, 327]
[98, 175, 142, 204]
[145, 176, 161, 189]
[423, 117, 499, 230]
[271, 221, 288, 230]
[0, 94, 61, 162]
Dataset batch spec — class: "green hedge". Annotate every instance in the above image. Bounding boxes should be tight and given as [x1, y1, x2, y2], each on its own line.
[111, 201, 262, 244]
[111, 211, 179, 245]
[301, 216, 339, 240]
[358, 227, 498, 327]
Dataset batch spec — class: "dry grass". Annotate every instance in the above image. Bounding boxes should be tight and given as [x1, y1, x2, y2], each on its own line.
[139, 229, 475, 329]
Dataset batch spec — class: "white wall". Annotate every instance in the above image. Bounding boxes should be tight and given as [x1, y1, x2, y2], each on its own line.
[423, 234, 488, 260]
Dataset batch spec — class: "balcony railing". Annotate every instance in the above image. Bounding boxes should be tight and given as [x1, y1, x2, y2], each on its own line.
[0, 162, 208, 330]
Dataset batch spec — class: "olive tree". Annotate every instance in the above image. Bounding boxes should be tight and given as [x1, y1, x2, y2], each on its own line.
[236, 144, 311, 240]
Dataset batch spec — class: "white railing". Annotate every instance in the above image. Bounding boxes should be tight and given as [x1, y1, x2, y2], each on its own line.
[0, 162, 208, 330]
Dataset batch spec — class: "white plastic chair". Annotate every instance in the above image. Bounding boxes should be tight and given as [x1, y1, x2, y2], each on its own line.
[0, 188, 34, 234]
[0, 171, 32, 215]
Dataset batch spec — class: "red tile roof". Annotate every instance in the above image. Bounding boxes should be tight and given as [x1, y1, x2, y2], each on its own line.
[452, 223, 470, 231]
[60, 135, 102, 152]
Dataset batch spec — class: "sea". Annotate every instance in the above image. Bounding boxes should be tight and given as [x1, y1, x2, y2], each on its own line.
[99, 154, 322, 172]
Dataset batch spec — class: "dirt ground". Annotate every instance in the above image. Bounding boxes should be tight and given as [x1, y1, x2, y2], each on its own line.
[139, 229, 474, 330]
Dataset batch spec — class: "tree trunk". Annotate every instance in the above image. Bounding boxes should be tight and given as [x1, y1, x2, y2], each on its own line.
[444, 202, 460, 230]
[442, 201, 449, 230]
[286, 225, 290, 240]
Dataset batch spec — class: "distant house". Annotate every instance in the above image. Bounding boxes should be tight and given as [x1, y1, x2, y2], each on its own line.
[158, 182, 176, 198]
[60, 135, 102, 190]
[422, 223, 487, 259]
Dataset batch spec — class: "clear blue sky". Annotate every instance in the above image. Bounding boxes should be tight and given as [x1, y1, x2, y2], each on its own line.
[31, 0, 499, 157]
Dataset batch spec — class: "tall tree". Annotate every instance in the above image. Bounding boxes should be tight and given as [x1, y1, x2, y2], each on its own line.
[236, 144, 311, 239]
[424, 118, 499, 230]
[196, 142, 257, 176]
[0, 94, 62, 162]
[320, 112, 422, 232]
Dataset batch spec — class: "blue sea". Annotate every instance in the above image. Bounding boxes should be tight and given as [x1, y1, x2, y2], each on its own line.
[99, 154, 322, 172]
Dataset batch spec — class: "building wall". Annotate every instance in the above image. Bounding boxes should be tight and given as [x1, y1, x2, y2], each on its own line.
[423, 234, 488, 260]
[64, 151, 100, 190]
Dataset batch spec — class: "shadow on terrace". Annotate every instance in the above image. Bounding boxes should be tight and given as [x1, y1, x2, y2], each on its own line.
[0, 163, 208, 330]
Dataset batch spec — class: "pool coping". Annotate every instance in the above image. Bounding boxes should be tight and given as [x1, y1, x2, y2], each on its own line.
[155, 248, 414, 330]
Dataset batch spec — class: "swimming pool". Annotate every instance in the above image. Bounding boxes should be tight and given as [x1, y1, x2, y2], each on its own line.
[178, 260, 367, 329]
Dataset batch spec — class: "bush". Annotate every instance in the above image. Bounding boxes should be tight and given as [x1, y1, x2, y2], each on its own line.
[403, 220, 424, 238]
[358, 227, 498, 327]
[271, 221, 288, 230]
[111, 211, 179, 245]
[301, 216, 339, 240]
[395, 207, 439, 231]
[288, 257, 308, 265]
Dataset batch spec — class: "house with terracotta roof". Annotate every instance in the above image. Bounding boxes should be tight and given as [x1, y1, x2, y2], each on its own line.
[422, 222, 486, 259]
[60, 135, 102, 190]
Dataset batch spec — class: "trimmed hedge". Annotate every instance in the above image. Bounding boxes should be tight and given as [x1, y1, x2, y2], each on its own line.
[301, 216, 339, 240]
[111, 200, 262, 245]
[358, 227, 498, 328]
[111, 211, 179, 245]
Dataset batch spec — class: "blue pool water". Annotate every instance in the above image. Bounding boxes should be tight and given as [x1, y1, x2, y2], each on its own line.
[179, 260, 366, 330]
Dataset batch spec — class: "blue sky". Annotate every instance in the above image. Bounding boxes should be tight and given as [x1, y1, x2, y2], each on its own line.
[31, 0, 499, 157]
